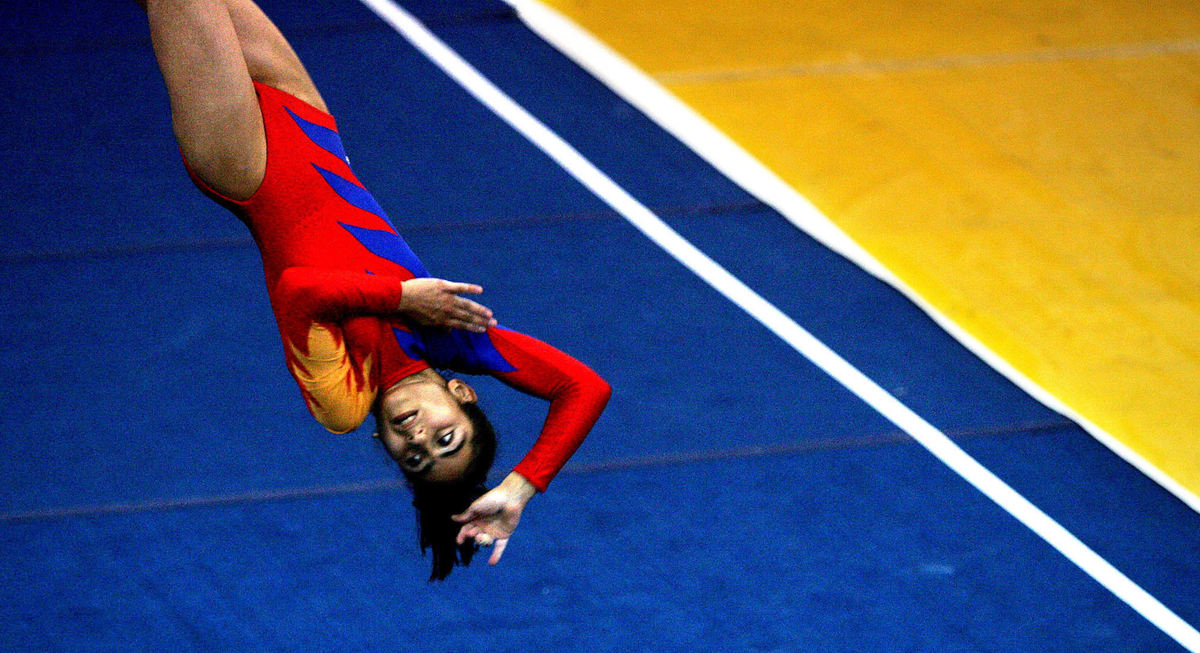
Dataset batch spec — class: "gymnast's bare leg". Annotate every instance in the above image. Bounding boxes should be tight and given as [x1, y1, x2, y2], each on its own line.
[138, 0, 325, 200]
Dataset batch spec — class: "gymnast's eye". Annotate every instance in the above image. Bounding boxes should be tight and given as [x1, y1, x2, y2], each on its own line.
[404, 453, 423, 468]
[437, 432, 454, 447]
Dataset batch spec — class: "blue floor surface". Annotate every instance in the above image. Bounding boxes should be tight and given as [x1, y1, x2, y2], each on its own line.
[2, 0, 1199, 651]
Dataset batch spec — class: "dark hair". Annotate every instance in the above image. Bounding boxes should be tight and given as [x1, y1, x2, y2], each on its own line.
[402, 401, 498, 581]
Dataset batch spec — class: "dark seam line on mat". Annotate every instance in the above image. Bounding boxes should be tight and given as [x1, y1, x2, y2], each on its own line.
[565, 418, 1073, 476]
[0, 236, 257, 265]
[0, 479, 411, 525]
[0, 199, 766, 265]
[0, 418, 1072, 524]
[406, 8, 520, 27]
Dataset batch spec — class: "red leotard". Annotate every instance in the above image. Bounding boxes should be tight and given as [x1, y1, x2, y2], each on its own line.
[184, 82, 610, 491]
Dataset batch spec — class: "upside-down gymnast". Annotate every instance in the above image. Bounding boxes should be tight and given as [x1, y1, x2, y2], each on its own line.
[138, 0, 611, 580]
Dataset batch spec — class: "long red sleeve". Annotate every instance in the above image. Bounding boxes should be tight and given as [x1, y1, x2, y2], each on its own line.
[487, 328, 611, 491]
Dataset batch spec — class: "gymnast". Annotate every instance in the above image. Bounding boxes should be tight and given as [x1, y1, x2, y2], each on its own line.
[137, 0, 611, 580]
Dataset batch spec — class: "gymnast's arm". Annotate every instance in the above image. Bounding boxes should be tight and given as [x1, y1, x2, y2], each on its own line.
[453, 328, 611, 564]
[273, 266, 496, 332]
[493, 329, 612, 492]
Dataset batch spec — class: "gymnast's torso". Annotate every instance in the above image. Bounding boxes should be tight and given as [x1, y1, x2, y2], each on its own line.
[183, 82, 608, 490]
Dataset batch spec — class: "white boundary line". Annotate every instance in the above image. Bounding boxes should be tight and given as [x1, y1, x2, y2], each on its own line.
[356, 0, 1200, 649]
[502, 0, 1200, 518]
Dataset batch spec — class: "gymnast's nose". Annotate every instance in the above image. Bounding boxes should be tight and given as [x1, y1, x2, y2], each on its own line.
[408, 425, 429, 443]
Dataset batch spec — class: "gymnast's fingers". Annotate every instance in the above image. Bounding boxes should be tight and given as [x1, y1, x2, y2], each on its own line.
[450, 319, 488, 333]
[453, 306, 496, 332]
[444, 281, 483, 295]
[454, 313, 496, 331]
[456, 524, 477, 546]
[489, 538, 508, 565]
[455, 297, 494, 320]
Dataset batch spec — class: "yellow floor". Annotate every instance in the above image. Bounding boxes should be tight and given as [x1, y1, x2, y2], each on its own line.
[545, 0, 1200, 494]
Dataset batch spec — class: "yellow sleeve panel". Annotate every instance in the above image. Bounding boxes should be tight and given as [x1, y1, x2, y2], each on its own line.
[287, 323, 376, 434]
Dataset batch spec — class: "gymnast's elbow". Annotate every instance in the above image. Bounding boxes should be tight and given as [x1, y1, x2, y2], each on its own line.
[309, 401, 371, 435]
[591, 375, 613, 410]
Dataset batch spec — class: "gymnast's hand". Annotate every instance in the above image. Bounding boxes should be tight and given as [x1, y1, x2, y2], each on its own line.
[398, 278, 497, 333]
[453, 472, 538, 565]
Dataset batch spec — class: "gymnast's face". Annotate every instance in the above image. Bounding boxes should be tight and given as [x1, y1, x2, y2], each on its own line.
[376, 377, 477, 483]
